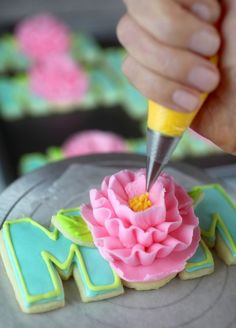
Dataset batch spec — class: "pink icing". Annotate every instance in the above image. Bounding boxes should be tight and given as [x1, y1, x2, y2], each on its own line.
[62, 130, 128, 157]
[62, 130, 127, 157]
[16, 14, 70, 61]
[30, 54, 88, 103]
[81, 170, 200, 282]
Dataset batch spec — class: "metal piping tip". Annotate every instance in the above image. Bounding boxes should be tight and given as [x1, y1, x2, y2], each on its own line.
[146, 158, 163, 192]
[145, 128, 180, 192]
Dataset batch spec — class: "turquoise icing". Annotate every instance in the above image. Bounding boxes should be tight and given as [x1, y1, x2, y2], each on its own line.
[71, 32, 102, 63]
[0, 80, 23, 119]
[0, 36, 29, 71]
[127, 139, 146, 154]
[188, 242, 207, 263]
[0, 76, 50, 120]
[217, 225, 236, 259]
[2, 220, 121, 309]
[28, 95, 49, 115]
[19, 147, 64, 175]
[185, 241, 214, 273]
[122, 82, 147, 118]
[194, 186, 236, 251]
[104, 49, 147, 118]
[88, 68, 121, 104]
[19, 154, 48, 175]
[20, 78, 49, 116]
[78, 247, 117, 286]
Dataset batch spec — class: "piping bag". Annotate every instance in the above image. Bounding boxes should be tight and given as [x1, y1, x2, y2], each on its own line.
[146, 56, 218, 191]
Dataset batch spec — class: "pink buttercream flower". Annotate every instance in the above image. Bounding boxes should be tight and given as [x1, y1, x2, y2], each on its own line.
[62, 130, 128, 157]
[81, 170, 200, 282]
[30, 54, 88, 103]
[16, 14, 70, 61]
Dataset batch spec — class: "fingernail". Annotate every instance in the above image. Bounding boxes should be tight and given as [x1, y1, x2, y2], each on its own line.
[189, 30, 220, 56]
[173, 90, 200, 112]
[188, 66, 219, 92]
[192, 3, 211, 21]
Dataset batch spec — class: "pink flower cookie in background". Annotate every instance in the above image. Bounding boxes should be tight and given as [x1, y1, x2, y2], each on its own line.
[30, 54, 88, 103]
[16, 14, 70, 61]
[62, 130, 128, 157]
[81, 170, 200, 288]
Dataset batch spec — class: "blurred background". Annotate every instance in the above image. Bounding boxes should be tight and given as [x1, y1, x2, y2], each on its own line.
[0, 0, 235, 195]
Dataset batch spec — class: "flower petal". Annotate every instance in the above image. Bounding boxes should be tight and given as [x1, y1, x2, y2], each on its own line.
[109, 175, 128, 202]
[90, 189, 108, 208]
[93, 207, 113, 225]
[175, 184, 193, 210]
[125, 174, 146, 199]
[101, 176, 110, 194]
[105, 218, 136, 247]
[80, 204, 98, 226]
[105, 244, 144, 266]
[131, 205, 166, 230]
[108, 188, 133, 224]
[82, 169, 201, 282]
[110, 226, 200, 281]
[113, 170, 135, 189]
[149, 180, 165, 206]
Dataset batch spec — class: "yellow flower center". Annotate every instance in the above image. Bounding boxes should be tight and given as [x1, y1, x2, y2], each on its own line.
[129, 192, 152, 212]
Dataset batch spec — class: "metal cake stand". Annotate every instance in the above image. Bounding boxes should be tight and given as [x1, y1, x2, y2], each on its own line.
[0, 154, 235, 328]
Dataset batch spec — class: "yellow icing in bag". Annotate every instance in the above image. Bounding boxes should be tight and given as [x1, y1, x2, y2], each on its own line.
[147, 56, 218, 137]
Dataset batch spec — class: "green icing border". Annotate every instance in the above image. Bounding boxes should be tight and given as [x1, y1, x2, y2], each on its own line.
[52, 207, 94, 246]
[2, 218, 121, 305]
[191, 184, 236, 254]
[185, 239, 214, 273]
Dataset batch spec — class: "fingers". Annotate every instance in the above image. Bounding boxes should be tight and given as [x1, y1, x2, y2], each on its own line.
[123, 56, 204, 113]
[119, 0, 222, 113]
[175, 0, 221, 22]
[123, 0, 221, 56]
[117, 15, 220, 93]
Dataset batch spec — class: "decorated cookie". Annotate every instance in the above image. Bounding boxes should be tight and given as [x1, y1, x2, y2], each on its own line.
[191, 184, 236, 265]
[62, 130, 128, 158]
[30, 54, 88, 104]
[16, 14, 70, 61]
[71, 32, 102, 64]
[179, 239, 214, 280]
[52, 202, 214, 283]
[2, 179, 236, 315]
[53, 204, 215, 286]
[0, 76, 49, 120]
[0, 218, 123, 313]
[0, 35, 29, 73]
[51, 207, 94, 247]
[81, 169, 201, 290]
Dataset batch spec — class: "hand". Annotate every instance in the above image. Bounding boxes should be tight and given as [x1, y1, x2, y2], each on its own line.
[192, 0, 236, 154]
[117, 0, 236, 154]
